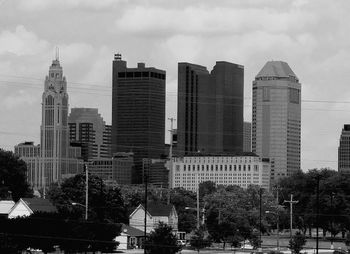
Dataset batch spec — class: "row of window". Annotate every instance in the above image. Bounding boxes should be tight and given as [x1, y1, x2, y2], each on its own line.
[177, 164, 259, 172]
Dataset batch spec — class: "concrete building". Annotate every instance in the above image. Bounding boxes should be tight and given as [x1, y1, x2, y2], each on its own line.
[252, 61, 301, 182]
[15, 57, 83, 188]
[243, 122, 252, 152]
[169, 155, 270, 191]
[88, 152, 134, 186]
[338, 124, 350, 172]
[177, 61, 244, 156]
[14, 142, 41, 189]
[40, 57, 83, 186]
[143, 158, 168, 188]
[68, 108, 112, 161]
[112, 54, 166, 183]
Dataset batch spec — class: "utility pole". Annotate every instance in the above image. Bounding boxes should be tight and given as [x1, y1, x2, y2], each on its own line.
[85, 163, 88, 220]
[167, 117, 175, 205]
[144, 171, 148, 254]
[196, 174, 200, 229]
[316, 177, 320, 254]
[284, 194, 298, 240]
[259, 188, 262, 251]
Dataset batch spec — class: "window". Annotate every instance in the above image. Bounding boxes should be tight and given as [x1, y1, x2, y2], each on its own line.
[263, 87, 270, 101]
[289, 88, 299, 104]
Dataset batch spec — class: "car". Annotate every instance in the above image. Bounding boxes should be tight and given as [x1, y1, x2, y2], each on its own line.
[177, 239, 186, 246]
[240, 242, 254, 250]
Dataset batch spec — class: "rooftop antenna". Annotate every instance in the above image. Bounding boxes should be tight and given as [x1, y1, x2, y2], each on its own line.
[55, 47, 59, 61]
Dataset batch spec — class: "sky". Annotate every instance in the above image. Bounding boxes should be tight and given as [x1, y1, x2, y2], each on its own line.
[1, 0, 350, 171]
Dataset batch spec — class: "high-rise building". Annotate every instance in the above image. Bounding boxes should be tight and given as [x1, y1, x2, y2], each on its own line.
[68, 108, 112, 161]
[338, 124, 350, 172]
[177, 61, 244, 155]
[252, 61, 301, 182]
[243, 122, 252, 152]
[112, 54, 166, 183]
[16, 57, 83, 188]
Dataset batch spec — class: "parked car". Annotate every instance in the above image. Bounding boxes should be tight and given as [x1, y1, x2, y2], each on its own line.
[177, 239, 186, 246]
[240, 242, 254, 250]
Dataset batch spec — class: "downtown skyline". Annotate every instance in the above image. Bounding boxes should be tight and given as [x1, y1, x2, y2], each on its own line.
[1, 0, 350, 171]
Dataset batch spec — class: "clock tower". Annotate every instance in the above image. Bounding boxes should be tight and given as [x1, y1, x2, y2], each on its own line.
[40, 55, 69, 185]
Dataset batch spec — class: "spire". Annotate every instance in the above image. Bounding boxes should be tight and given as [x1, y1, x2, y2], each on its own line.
[55, 47, 59, 61]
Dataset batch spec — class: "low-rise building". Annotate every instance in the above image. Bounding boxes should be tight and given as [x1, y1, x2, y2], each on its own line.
[0, 200, 15, 217]
[8, 198, 57, 219]
[169, 154, 270, 191]
[129, 203, 178, 234]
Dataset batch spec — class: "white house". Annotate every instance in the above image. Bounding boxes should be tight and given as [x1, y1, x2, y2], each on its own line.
[114, 224, 144, 250]
[8, 198, 57, 219]
[129, 202, 178, 234]
[0, 200, 15, 217]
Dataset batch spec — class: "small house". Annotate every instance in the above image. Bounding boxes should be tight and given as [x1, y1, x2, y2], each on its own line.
[8, 198, 57, 219]
[129, 202, 178, 234]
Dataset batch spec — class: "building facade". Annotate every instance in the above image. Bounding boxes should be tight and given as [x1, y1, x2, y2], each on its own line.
[14, 142, 41, 189]
[88, 152, 134, 186]
[252, 61, 301, 182]
[169, 155, 270, 191]
[177, 61, 244, 156]
[243, 122, 252, 152]
[15, 57, 83, 188]
[338, 124, 350, 172]
[112, 54, 166, 183]
[68, 108, 112, 161]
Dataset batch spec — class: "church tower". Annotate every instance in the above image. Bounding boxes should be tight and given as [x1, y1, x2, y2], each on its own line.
[40, 54, 69, 185]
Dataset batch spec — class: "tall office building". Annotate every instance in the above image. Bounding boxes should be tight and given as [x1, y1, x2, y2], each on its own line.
[112, 54, 166, 183]
[40, 57, 83, 186]
[338, 124, 350, 172]
[177, 61, 244, 156]
[68, 108, 112, 161]
[243, 122, 252, 152]
[252, 61, 301, 182]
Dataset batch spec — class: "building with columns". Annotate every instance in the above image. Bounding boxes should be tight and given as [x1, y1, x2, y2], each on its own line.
[169, 154, 270, 191]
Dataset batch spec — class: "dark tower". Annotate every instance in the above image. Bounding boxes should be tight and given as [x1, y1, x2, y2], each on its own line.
[112, 54, 166, 183]
[177, 61, 244, 156]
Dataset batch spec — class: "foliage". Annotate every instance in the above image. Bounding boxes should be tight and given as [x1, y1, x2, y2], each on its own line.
[289, 231, 306, 254]
[48, 173, 127, 223]
[190, 227, 211, 253]
[144, 222, 181, 254]
[0, 149, 33, 201]
[0, 212, 121, 253]
[198, 181, 217, 200]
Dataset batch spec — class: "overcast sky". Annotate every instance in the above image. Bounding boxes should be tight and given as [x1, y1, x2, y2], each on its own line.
[1, 0, 349, 171]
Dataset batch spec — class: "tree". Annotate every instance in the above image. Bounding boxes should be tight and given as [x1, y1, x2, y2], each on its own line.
[198, 181, 217, 200]
[48, 173, 127, 223]
[144, 222, 181, 254]
[190, 227, 211, 253]
[289, 231, 306, 254]
[0, 149, 33, 201]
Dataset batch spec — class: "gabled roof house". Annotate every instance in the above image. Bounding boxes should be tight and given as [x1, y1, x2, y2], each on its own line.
[8, 198, 57, 219]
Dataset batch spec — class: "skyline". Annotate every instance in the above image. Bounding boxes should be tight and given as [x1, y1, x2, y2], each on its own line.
[1, 0, 350, 171]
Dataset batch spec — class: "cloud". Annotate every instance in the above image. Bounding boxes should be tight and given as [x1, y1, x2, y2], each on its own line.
[1, 89, 38, 109]
[115, 5, 318, 37]
[0, 25, 50, 56]
[17, 0, 125, 11]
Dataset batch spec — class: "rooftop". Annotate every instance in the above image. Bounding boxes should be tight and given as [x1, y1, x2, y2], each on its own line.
[0, 200, 15, 214]
[256, 61, 298, 80]
[22, 198, 57, 213]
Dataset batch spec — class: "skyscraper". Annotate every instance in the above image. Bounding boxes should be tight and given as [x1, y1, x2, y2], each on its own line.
[177, 61, 244, 155]
[112, 54, 166, 183]
[40, 57, 83, 186]
[252, 61, 301, 182]
[243, 122, 252, 152]
[338, 124, 350, 172]
[68, 108, 112, 161]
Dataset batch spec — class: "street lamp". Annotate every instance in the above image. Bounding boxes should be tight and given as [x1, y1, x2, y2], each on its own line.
[185, 206, 205, 228]
[71, 202, 88, 220]
[266, 211, 280, 250]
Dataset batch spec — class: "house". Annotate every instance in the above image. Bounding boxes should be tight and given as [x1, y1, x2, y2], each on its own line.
[129, 202, 178, 234]
[114, 224, 145, 250]
[8, 198, 57, 219]
[0, 200, 15, 217]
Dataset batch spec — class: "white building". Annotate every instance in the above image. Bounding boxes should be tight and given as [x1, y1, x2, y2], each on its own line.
[129, 203, 178, 234]
[252, 61, 301, 182]
[169, 155, 271, 191]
